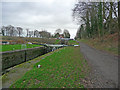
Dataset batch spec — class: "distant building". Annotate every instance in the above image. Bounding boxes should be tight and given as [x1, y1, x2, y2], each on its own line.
[58, 34, 70, 41]
[59, 34, 64, 39]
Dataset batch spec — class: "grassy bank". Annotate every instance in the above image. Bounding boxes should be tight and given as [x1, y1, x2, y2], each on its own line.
[78, 33, 118, 55]
[2, 36, 59, 44]
[1, 44, 42, 52]
[55, 39, 60, 44]
[55, 39, 79, 45]
[2, 50, 57, 88]
[68, 40, 79, 45]
[10, 47, 89, 88]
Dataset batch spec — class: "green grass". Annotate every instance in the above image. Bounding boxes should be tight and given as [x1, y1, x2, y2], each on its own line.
[54, 39, 79, 45]
[1, 44, 42, 52]
[10, 47, 89, 88]
[68, 40, 79, 45]
[2, 50, 56, 88]
[54, 39, 60, 44]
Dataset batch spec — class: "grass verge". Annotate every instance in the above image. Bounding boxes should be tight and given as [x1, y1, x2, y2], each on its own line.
[54, 39, 60, 44]
[1, 44, 42, 52]
[68, 40, 79, 45]
[79, 37, 118, 56]
[10, 47, 89, 88]
[2, 49, 58, 88]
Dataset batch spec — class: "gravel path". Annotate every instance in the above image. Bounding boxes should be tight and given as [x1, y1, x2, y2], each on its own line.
[79, 42, 118, 88]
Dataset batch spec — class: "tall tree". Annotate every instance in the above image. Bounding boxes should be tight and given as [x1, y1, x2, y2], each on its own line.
[26, 28, 29, 37]
[76, 24, 84, 39]
[1, 26, 6, 36]
[98, 2, 103, 37]
[39, 30, 51, 38]
[54, 29, 62, 38]
[118, 1, 120, 35]
[28, 31, 34, 37]
[54, 33, 60, 38]
[34, 30, 39, 37]
[55, 29, 62, 34]
[16, 27, 23, 37]
[72, 1, 118, 39]
[5, 25, 16, 36]
[63, 29, 70, 38]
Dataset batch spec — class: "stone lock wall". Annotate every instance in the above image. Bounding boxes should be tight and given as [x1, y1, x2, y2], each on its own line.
[1, 46, 47, 71]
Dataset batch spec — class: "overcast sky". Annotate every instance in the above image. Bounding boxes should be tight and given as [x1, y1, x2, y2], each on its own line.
[2, 0, 80, 38]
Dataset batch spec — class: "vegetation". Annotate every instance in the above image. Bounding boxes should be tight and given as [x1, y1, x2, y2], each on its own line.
[1, 44, 42, 52]
[54, 29, 70, 38]
[78, 33, 118, 55]
[73, 2, 118, 55]
[1, 25, 71, 39]
[0, 25, 52, 38]
[63, 29, 70, 38]
[2, 50, 56, 88]
[10, 47, 89, 88]
[2, 36, 60, 44]
[68, 40, 79, 45]
[55, 39, 61, 44]
[73, 2, 118, 39]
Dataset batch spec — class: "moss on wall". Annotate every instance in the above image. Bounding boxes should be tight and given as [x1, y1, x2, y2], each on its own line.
[1, 46, 47, 71]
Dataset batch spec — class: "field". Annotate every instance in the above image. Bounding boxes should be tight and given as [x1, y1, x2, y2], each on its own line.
[1, 44, 42, 52]
[10, 47, 89, 88]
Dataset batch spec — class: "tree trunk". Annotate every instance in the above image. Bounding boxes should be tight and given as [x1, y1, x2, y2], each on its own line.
[118, 1, 120, 35]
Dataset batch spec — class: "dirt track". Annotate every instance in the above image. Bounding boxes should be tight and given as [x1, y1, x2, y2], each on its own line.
[79, 42, 118, 88]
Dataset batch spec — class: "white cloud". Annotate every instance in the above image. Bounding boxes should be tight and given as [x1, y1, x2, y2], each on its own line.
[2, 0, 79, 38]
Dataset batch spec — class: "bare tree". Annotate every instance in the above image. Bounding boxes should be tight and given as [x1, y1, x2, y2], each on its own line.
[1, 26, 6, 36]
[34, 30, 39, 37]
[16, 27, 23, 37]
[55, 29, 62, 34]
[54, 29, 62, 38]
[5, 25, 16, 36]
[26, 28, 29, 37]
[28, 31, 34, 37]
[63, 29, 70, 38]
[73, 1, 118, 39]
[39, 30, 51, 38]
[118, 1, 120, 34]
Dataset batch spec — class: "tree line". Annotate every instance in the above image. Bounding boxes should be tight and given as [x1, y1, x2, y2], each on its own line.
[0, 25, 70, 38]
[72, 1, 118, 39]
